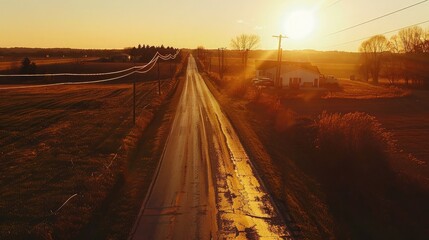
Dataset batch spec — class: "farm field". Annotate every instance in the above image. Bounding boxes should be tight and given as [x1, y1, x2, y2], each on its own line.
[280, 91, 429, 179]
[253, 59, 427, 180]
[0, 57, 99, 71]
[0, 78, 175, 238]
[0, 61, 177, 85]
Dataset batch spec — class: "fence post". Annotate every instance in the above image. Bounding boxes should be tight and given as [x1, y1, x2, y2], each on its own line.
[170, 61, 173, 80]
[158, 62, 161, 95]
[133, 79, 136, 125]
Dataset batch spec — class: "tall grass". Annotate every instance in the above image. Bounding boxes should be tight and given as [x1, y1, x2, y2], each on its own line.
[316, 112, 394, 170]
[313, 112, 413, 239]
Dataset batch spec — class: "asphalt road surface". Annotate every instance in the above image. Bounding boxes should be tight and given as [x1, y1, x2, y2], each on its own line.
[131, 55, 290, 239]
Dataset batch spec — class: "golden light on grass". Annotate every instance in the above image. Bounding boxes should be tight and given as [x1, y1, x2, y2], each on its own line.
[284, 10, 316, 40]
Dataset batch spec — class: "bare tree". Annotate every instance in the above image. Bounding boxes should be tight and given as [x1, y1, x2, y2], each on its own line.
[230, 34, 260, 67]
[383, 35, 403, 84]
[359, 41, 371, 81]
[422, 28, 429, 53]
[230, 34, 260, 51]
[398, 26, 424, 53]
[359, 35, 389, 83]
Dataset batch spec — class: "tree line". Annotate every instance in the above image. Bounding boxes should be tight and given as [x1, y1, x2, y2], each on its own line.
[125, 44, 179, 62]
[0, 48, 122, 58]
[359, 26, 429, 87]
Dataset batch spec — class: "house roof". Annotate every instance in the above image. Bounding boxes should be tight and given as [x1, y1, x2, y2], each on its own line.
[255, 60, 320, 74]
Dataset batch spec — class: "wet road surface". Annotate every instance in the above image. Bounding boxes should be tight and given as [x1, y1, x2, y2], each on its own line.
[131, 55, 290, 239]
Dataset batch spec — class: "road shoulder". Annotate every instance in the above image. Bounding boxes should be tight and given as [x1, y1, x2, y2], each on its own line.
[200, 71, 336, 240]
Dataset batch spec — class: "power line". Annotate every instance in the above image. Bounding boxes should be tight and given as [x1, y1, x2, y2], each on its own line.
[0, 51, 177, 77]
[326, 0, 429, 36]
[328, 19, 429, 48]
[327, 0, 344, 8]
[0, 56, 155, 77]
[0, 50, 180, 90]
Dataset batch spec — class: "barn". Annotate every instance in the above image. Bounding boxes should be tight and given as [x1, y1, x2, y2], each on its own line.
[255, 60, 321, 88]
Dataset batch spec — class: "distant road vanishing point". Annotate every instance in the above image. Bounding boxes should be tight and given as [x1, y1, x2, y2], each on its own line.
[130, 55, 291, 239]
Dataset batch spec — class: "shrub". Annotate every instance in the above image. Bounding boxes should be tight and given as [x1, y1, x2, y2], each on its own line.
[315, 111, 395, 187]
[227, 78, 248, 98]
[21, 57, 37, 74]
[317, 112, 392, 150]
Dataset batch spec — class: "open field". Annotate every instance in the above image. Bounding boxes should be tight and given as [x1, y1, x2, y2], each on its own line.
[0, 58, 99, 71]
[314, 62, 357, 78]
[0, 61, 178, 86]
[279, 91, 429, 179]
[0, 75, 178, 238]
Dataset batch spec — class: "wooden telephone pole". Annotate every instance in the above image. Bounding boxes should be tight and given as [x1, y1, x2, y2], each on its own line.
[272, 35, 287, 87]
[133, 79, 136, 125]
[218, 48, 226, 79]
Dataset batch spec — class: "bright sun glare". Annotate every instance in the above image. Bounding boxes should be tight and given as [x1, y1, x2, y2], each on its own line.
[285, 10, 315, 40]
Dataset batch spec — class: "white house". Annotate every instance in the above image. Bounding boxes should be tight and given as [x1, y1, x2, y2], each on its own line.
[255, 60, 321, 88]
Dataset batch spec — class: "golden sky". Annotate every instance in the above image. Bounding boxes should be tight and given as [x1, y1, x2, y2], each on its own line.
[1, 0, 428, 51]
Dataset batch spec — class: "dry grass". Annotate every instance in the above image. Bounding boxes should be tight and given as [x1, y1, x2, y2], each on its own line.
[0, 58, 99, 71]
[324, 78, 410, 99]
[0, 69, 179, 239]
[316, 112, 394, 156]
[314, 62, 358, 78]
[312, 112, 429, 239]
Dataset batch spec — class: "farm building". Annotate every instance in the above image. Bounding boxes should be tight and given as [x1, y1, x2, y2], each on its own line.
[255, 60, 321, 88]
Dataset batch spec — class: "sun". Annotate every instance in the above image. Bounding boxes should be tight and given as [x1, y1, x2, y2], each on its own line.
[285, 10, 315, 40]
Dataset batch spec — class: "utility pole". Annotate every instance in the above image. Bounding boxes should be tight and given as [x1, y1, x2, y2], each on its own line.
[272, 35, 287, 87]
[244, 49, 249, 81]
[208, 52, 211, 72]
[157, 61, 161, 95]
[221, 49, 224, 79]
[218, 48, 221, 78]
[218, 47, 226, 79]
[170, 60, 172, 79]
[133, 79, 136, 125]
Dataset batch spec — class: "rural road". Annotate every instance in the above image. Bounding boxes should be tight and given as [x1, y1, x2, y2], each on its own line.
[130, 55, 290, 239]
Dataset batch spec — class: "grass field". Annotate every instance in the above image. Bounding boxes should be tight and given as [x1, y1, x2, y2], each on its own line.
[0, 57, 99, 71]
[0, 61, 177, 85]
[0, 68, 179, 239]
[314, 62, 357, 78]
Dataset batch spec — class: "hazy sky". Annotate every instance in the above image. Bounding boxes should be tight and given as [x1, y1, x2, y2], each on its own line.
[1, 0, 428, 51]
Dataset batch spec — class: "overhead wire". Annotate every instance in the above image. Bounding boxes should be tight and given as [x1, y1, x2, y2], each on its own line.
[326, 0, 428, 36]
[0, 50, 178, 77]
[0, 56, 154, 77]
[327, 0, 344, 8]
[328, 19, 429, 47]
[0, 50, 180, 90]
